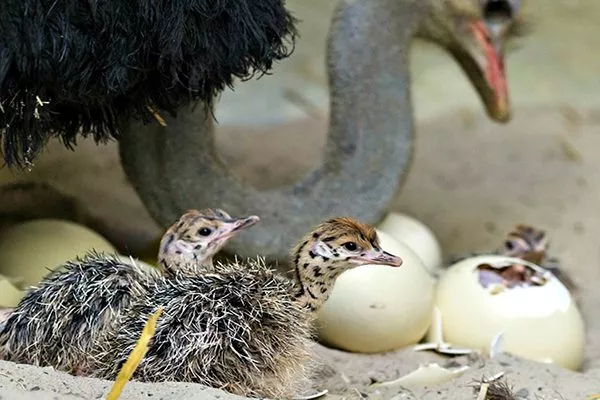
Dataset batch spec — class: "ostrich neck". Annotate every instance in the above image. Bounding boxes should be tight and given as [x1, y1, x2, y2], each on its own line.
[157, 230, 215, 276]
[291, 244, 345, 312]
[158, 253, 215, 277]
[321, 0, 424, 177]
[293, 260, 338, 312]
[119, 0, 426, 261]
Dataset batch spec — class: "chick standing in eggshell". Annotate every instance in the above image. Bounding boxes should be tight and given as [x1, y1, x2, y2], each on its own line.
[423, 223, 586, 371]
[430, 255, 585, 371]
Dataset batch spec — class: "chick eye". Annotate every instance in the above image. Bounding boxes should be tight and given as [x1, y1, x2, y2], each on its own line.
[343, 242, 358, 251]
[198, 228, 212, 236]
[504, 240, 515, 250]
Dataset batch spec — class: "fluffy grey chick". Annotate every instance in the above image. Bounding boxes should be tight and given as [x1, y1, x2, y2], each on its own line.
[0, 208, 259, 375]
[92, 217, 403, 399]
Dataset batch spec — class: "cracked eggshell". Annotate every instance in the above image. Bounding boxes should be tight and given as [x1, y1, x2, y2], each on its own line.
[432, 255, 585, 370]
[377, 212, 442, 274]
[316, 230, 435, 353]
[0, 219, 116, 287]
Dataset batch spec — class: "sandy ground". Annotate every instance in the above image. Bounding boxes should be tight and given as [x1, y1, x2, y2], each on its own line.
[0, 359, 248, 400]
[1, 0, 600, 398]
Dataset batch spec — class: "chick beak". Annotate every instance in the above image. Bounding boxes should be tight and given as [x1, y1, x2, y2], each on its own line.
[214, 215, 261, 243]
[230, 215, 261, 233]
[358, 250, 403, 267]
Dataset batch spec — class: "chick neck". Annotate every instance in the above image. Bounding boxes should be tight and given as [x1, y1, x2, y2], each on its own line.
[291, 238, 347, 312]
[157, 231, 216, 277]
[159, 253, 214, 277]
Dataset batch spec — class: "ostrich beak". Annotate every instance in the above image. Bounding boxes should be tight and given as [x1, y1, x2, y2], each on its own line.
[216, 215, 261, 243]
[356, 250, 403, 267]
[229, 215, 261, 233]
[451, 21, 511, 123]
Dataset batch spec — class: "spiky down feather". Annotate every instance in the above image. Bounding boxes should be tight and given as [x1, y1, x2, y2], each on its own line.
[0, 252, 160, 374]
[92, 257, 315, 398]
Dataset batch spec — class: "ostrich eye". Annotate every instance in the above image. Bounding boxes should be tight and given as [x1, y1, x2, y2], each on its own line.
[482, 0, 516, 21]
[198, 228, 212, 236]
[343, 242, 358, 251]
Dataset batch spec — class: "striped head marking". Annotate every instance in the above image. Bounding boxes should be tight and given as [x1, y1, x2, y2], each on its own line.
[158, 208, 260, 275]
[307, 217, 403, 267]
[292, 217, 403, 311]
[503, 224, 548, 265]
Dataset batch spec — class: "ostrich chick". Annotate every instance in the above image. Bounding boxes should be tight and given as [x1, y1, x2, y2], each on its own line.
[93, 217, 402, 399]
[450, 224, 577, 293]
[0, 208, 259, 375]
[501, 224, 577, 293]
[157, 208, 261, 276]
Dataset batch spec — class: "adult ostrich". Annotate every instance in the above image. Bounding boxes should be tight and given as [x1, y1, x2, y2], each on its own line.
[1, 0, 527, 262]
[120, 0, 527, 261]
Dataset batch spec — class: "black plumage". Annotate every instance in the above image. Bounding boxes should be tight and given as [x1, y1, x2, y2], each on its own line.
[0, 0, 297, 167]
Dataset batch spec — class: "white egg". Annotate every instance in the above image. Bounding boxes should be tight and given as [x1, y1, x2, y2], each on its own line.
[0, 219, 116, 287]
[377, 212, 442, 274]
[316, 230, 435, 353]
[0, 275, 25, 307]
[432, 255, 585, 371]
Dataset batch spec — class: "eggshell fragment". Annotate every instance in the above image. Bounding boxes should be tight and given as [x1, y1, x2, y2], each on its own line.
[432, 255, 585, 371]
[317, 231, 435, 353]
[377, 212, 442, 274]
[372, 363, 470, 389]
[0, 219, 116, 287]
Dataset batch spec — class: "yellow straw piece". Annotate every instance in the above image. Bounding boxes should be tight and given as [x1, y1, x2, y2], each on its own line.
[146, 105, 168, 127]
[587, 395, 600, 400]
[106, 308, 164, 400]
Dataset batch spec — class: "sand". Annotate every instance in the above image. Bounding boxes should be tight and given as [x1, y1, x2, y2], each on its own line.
[0, 103, 598, 399]
[0, 359, 248, 400]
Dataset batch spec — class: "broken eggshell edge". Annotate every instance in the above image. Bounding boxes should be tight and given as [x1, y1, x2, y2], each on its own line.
[428, 254, 585, 371]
